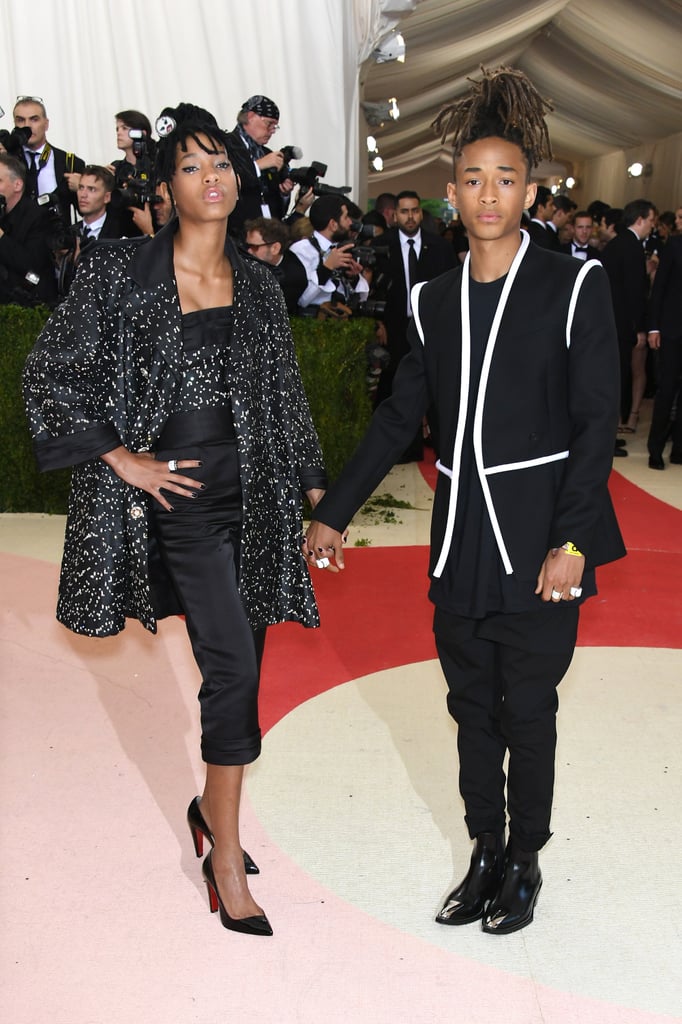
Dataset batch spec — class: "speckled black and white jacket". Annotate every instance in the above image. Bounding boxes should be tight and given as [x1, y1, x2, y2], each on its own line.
[23, 220, 326, 637]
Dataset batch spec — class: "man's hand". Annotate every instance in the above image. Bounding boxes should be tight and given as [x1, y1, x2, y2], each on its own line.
[303, 521, 346, 571]
[257, 151, 285, 172]
[130, 203, 154, 237]
[323, 242, 361, 275]
[647, 330, 661, 350]
[64, 172, 81, 192]
[535, 547, 585, 602]
[635, 331, 648, 350]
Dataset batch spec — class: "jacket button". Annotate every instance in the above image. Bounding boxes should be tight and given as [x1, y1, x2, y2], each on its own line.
[130, 505, 144, 519]
[529, 433, 538, 442]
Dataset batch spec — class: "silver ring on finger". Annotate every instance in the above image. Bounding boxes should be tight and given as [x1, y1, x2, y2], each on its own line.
[315, 557, 330, 569]
[168, 459, 178, 472]
[551, 588, 563, 601]
[569, 586, 583, 598]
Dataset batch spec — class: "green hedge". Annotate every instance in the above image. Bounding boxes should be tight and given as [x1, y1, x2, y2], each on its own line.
[0, 304, 373, 513]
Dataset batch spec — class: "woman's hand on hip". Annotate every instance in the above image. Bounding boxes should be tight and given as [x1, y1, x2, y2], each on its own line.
[100, 446, 203, 512]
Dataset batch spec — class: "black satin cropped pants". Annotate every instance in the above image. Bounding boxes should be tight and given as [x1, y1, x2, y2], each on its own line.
[153, 413, 263, 766]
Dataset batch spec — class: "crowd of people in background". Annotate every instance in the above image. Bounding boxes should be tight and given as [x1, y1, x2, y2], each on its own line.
[1, 93, 680, 468]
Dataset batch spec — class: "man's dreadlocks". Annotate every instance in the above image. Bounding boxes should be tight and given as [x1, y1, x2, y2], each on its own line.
[432, 66, 553, 170]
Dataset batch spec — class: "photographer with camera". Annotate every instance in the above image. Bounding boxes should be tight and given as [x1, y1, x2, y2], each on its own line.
[109, 110, 158, 237]
[12, 96, 85, 226]
[0, 153, 57, 307]
[225, 95, 295, 238]
[289, 194, 369, 314]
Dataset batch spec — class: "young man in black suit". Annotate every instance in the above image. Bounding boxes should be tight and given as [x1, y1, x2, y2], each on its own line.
[304, 67, 625, 935]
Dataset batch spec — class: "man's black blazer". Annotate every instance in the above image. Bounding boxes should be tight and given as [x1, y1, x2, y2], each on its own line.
[0, 194, 57, 305]
[601, 228, 648, 339]
[224, 127, 285, 238]
[526, 220, 560, 250]
[371, 227, 456, 362]
[648, 234, 682, 336]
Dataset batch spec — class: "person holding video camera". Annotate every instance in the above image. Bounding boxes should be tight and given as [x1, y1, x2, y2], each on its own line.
[109, 109, 158, 237]
[0, 153, 57, 307]
[289, 194, 369, 313]
[225, 95, 295, 239]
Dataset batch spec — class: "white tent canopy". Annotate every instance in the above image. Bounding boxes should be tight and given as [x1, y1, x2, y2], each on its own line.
[1, 0, 680, 210]
[0, 0, 400, 205]
[363, 0, 682, 208]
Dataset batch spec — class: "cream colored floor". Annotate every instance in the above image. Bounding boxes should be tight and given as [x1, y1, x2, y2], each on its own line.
[1, 398, 681, 1024]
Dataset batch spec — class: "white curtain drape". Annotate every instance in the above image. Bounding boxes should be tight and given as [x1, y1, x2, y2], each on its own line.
[1, 0, 373, 200]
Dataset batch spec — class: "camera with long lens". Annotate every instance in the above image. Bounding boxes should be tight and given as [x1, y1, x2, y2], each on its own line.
[0, 124, 31, 157]
[347, 243, 390, 268]
[37, 192, 76, 254]
[113, 129, 160, 209]
[288, 160, 351, 198]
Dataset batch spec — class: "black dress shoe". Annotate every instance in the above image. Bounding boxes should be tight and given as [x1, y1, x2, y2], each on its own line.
[670, 452, 682, 465]
[648, 455, 665, 470]
[615, 438, 626, 448]
[436, 832, 504, 926]
[613, 445, 628, 457]
[481, 842, 542, 935]
[187, 797, 259, 874]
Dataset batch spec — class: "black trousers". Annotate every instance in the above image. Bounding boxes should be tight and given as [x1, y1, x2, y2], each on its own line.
[153, 431, 263, 766]
[434, 603, 579, 852]
[647, 335, 682, 459]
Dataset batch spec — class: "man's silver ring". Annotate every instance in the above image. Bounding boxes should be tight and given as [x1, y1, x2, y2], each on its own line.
[569, 586, 583, 598]
[168, 459, 178, 472]
[315, 557, 330, 569]
[551, 588, 563, 601]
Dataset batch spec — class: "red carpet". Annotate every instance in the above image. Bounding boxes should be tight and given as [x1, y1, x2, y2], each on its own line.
[260, 461, 682, 734]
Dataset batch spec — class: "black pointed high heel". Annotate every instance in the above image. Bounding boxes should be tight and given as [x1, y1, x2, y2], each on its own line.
[202, 851, 273, 936]
[187, 797, 259, 874]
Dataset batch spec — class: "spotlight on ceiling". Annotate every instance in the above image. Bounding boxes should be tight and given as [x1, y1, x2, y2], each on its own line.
[627, 162, 652, 178]
[362, 98, 400, 128]
[371, 155, 384, 172]
[565, 176, 577, 189]
[372, 32, 405, 63]
[366, 135, 378, 153]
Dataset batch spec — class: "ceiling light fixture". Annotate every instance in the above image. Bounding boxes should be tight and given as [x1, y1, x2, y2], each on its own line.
[362, 98, 400, 127]
[372, 32, 405, 63]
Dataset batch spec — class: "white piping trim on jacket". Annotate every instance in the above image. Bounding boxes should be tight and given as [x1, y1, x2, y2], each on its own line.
[565, 259, 599, 349]
[433, 230, 531, 579]
[484, 450, 569, 475]
[431, 250, 473, 577]
[411, 281, 428, 344]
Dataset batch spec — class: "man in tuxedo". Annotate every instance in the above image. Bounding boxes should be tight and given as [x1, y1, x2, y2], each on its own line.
[13, 97, 85, 225]
[224, 95, 294, 239]
[370, 190, 456, 408]
[601, 198, 655, 430]
[562, 211, 600, 262]
[646, 231, 682, 468]
[526, 186, 560, 250]
[549, 194, 576, 247]
[244, 216, 307, 314]
[0, 154, 57, 306]
[74, 166, 123, 244]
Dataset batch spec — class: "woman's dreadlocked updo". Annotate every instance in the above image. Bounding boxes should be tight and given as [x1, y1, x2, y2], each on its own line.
[154, 102, 230, 185]
[432, 66, 553, 171]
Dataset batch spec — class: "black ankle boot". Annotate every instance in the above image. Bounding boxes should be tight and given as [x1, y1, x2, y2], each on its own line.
[436, 832, 505, 926]
[481, 841, 542, 934]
